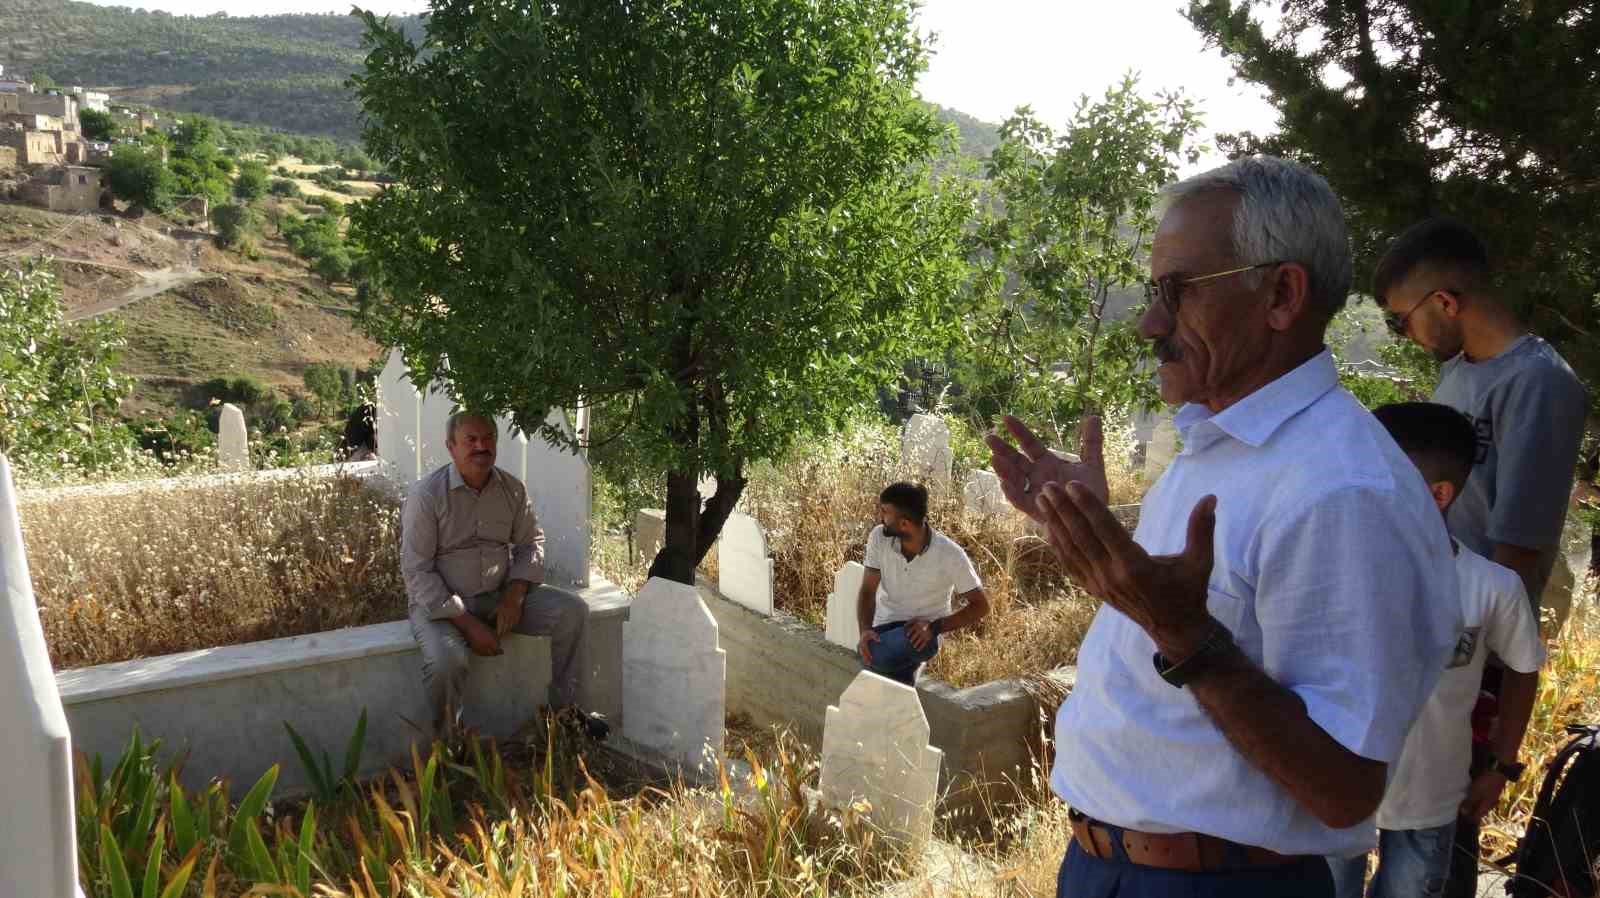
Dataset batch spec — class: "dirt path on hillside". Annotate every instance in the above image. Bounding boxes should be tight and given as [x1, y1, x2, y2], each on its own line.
[65, 265, 221, 321]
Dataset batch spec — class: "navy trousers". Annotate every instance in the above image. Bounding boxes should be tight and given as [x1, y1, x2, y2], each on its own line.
[1056, 838, 1335, 898]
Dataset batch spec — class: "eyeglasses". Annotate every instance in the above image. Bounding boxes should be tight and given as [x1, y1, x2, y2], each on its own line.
[1143, 262, 1284, 314]
[1383, 289, 1457, 337]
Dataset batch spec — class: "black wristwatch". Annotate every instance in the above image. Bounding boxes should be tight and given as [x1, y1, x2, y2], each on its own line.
[1152, 622, 1234, 688]
[1490, 755, 1527, 782]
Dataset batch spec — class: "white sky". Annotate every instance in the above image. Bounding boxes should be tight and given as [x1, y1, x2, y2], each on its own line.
[81, 0, 1281, 169]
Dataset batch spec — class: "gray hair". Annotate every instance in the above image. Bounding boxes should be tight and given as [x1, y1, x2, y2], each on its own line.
[445, 410, 494, 444]
[1162, 155, 1353, 319]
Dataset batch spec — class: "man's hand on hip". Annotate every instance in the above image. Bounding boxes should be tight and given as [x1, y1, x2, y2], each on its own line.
[455, 613, 503, 657]
[986, 415, 1109, 522]
[1038, 482, 1218, 658]
[495, 585, 527, 638]
[858, 628, 880, 665]
[906, 618, 936, 651]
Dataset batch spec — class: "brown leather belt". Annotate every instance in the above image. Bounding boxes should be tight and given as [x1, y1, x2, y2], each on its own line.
[1068, 809, 1309, 872]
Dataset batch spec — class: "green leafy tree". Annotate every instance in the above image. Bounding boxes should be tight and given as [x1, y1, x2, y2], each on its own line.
[1186, 0, 1600, 408]
[0, 263, 138, 474]
[233, 159, 270, 202]
[170, 115, 236, 205]
[79, 108, 120, 141]
[959, 77, 1202, 444]
[268, 177, 301, 198]
[30, 71, 57, 91]
[313, 247, 354, 284]
[212, 203, 259, 250]
[352, 0, 973, 583]
[106, 144, 177, 212]
[302, 361, 353, 414]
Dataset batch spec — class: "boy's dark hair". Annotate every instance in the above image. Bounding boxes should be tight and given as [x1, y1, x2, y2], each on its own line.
[1372, 402, 1478, 490]
[879, 481, 929, 524]
[1372, 217, 1491, 302]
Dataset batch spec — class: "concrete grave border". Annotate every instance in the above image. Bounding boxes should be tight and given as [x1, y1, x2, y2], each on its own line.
[57, 580, 630, 799]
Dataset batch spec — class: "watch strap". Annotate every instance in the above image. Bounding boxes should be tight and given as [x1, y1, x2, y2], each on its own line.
[1152, 622, 1234, 688]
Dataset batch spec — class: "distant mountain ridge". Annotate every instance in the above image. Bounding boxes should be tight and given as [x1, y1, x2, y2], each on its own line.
[1, 0, 1000, 153]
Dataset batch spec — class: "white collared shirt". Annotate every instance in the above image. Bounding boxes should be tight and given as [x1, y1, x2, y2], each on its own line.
[863, 525, 981, 625]
[1050, 350, 1462, 857]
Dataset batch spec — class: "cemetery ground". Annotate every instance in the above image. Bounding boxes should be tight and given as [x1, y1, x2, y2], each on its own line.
[17, 411, 1600, 896]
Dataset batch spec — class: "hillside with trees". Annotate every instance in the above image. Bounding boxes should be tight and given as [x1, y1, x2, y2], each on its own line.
[0, 0, 1001, 152]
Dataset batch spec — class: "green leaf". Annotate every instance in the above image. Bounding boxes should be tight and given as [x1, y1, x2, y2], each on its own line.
[169, 774, 197, 859]
[99, 824, 136, 898]
[139, 824, 165, 898]
[341, 709, 368, 783]
[282, 721, 332, 800]
[227, 764, 278, 865]
[294, 802, 317, 896]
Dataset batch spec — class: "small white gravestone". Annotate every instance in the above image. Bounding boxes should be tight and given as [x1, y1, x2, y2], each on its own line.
[901, 413, 953, 482]
[963, 470, 1008, 516]
[417, 384, 455, 478]
[375, 348, 422, 484]
[622, 578, 726, 768]
[217, 402, 248, 471]
[634, 508, 665, 567]
[0, 454, 80, 898]
[717, 512, 773, 616]
[1145, 417, 1179, 481]
[523, 409, 592, 587]
[820, 671, 943, 850]
[825, 560, 868, 650]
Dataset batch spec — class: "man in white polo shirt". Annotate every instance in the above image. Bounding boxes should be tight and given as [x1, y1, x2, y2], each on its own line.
[988, 156, 1461, 897]
[855, 481, 990, 686]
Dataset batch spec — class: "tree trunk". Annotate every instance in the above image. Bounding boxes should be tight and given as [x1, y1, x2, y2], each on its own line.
[648, 469, 702, 584]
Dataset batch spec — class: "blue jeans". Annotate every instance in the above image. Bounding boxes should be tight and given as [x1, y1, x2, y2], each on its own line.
[1057, 839, 1335, 897]
[863, 621, 938, 686]
[1326, 823, 1456, 898]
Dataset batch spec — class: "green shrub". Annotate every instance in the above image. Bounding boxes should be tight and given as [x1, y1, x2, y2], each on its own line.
[268, 177, 301, 198]
[212, 202, 259, 250]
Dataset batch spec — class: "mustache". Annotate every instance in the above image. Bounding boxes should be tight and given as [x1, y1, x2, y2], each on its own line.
[1152, 339, 1183, 364]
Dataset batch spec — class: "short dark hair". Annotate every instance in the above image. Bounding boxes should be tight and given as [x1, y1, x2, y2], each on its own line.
[879, 481, 929, 524]
[1372, 402, 1478, 490]
[1372, 217, 1491, 303]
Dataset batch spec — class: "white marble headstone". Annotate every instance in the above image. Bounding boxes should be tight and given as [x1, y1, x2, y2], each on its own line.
[963, 470, 1008, 516]
[0, 454, 80, 898]
[1145, 417, 1178, 481]
[634, 508, 665, 568]
[820, 671, 943, 850]
[901, 413, 953, 482]
[417, 384, 455, 478]
[217, 402, 248, 471]
[718, 512, 773, 616]
[622, 578, 725, 769]
[375, 348, 422, 484]
[522, 410, 591, 587]
[825, 560, 868, 650]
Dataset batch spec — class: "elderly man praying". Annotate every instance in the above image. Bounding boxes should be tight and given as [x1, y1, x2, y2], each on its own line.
[990, 156, 1462, 898]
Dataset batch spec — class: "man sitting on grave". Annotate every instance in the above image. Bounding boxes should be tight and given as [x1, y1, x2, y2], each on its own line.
[401, 411, 610, 740]
[856, 481, 991, 686]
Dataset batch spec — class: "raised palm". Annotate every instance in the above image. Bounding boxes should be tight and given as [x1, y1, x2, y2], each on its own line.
[986, 415, 1109, 523]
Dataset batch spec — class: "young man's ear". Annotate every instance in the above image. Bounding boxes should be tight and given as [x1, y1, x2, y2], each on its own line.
[1435, 289, 1463, 319]
[1429, 480, 1457, 512]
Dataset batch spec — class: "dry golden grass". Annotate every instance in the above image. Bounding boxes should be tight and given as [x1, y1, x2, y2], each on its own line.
[1482, 575, 1600, 858]
[21, 472, 404, 670]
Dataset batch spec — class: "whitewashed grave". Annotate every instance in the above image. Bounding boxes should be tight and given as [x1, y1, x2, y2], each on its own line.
[900, 413, 953, 482]
[0, 454, 81, 898]
[622, 577, 726, 769]
[962, 470, 1008, 516]
[825, 560, 869, 650]
[217, 402, 248, 471]
[820, 671, 943, 850]
[717, 512, 773, 616]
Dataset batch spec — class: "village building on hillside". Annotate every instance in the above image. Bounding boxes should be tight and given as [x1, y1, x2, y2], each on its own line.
[18, 165, 109, 212]
[0, 64, 108, 209]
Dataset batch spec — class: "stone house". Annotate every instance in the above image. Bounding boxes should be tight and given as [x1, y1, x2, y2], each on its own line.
[0, 124, 65, 166]
[19, 165, 108, 212]
[69, 87, 110, 113]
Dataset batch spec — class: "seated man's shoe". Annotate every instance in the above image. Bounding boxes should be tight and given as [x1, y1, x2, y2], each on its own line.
[555, 705, 611, 741]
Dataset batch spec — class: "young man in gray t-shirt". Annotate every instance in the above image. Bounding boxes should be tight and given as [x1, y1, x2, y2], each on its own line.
[1374, 218, 1588, 611]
